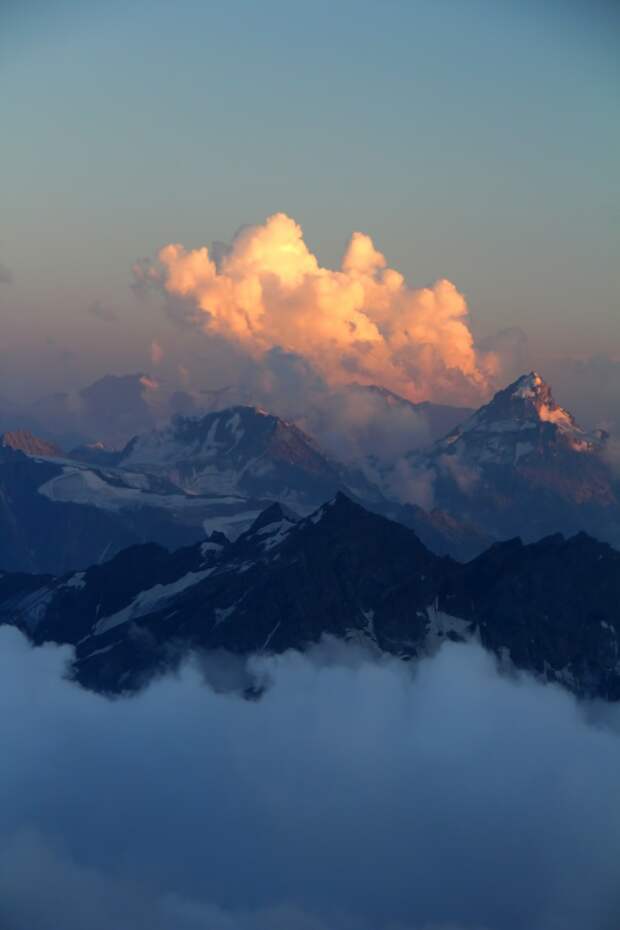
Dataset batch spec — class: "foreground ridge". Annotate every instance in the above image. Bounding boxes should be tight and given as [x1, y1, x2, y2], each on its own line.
[1, 495, 618, 700]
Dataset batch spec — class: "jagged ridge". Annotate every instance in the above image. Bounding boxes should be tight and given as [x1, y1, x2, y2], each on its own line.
[1, 494, 618, 700]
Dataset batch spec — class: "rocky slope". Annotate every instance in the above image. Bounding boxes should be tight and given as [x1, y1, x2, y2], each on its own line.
[2, 494, 618, 700]
[118, 405, 384, 510]
[404, 372, 620, 545]
[0, 444, 275, 573]
[1, 429, 63, 458]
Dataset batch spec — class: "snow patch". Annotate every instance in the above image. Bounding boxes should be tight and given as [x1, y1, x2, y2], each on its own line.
[63, 572, 86, 590]
[95, 569, 212, 636]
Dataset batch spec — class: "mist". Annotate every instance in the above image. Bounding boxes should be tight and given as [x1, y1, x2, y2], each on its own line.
[1, 627, 619, 930]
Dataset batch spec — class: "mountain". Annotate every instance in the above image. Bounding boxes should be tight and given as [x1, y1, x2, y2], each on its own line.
[348, 383, 473, 441]
[0, 405, 487, 574]
[15, 373, 163, 451]
[0, 444, 276, 574]
[405, 372, 620, 546]
[78, 373, 159, 445]
[3, 494, 618, 700]
[118, 405, 384, 510]
[440, 371, 608, 461]
[117, 403, 488, 558]
[1, 429, 63, 458]
[393, 502, 493, 561]
[69, 441, 122, 467]
[292, 381, 473, 471]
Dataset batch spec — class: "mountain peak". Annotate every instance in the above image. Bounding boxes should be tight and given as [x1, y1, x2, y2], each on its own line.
[497, 371, 558, 414]
[510, 371, 548, 399]
[0, 429, 63, 458]
[461, 372, 588, 440]
[307, 491, 391, 528]
[248, 502, 297, 534]
[431, 372, 608, 473]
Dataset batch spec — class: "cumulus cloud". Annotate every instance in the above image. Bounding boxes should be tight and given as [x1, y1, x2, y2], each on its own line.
[2, 626, 620, 930]
[134, 213, 500, 407]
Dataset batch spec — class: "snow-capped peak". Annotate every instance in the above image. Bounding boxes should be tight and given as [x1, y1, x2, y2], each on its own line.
[466, 372, 574, 431]
[510, 371, 546, 399]
[503, 372, 581, 435]
[439, 373, 605, 460]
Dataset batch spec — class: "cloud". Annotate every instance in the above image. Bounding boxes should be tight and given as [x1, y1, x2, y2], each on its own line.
[87, 299, 118, 323]
[150, 340, 164, 366]
[387, 457, 437, 508]
[135, 213, 500, 406]
[1, 626, 620, 930]
[437, 451, 482, 492]
[219, 347, 439, 464]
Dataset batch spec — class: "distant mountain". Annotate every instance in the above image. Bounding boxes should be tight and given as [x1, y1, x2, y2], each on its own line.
[2, 494, 618, 700]
[69, 441, 122, 468]
[405, 372, 620, 546]
[117, 403, 488, 558]
[16, 373, 162, 450]
[291, 381, 473, 469]
[1, 429, 63, 458]
[0, 444, 275, 574]
[348, 383, 473, 442]
[5, 374, 613, 576]
[0, 404, 488, 574]
[78, 373, 159, 445]
[118, 405, 384, 511]
[393, 502, 493, 561]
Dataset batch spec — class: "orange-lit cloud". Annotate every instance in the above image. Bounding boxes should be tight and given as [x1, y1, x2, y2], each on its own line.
[139, 213, 498, 404]
[139, 375, 159, 391]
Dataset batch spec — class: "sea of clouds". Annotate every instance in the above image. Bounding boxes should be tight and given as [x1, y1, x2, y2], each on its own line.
[1, 626, 620, 930]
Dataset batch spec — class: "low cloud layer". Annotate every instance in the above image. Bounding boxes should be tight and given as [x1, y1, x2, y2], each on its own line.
[1, 627, 620, 930]
[134, 213, 500, 407]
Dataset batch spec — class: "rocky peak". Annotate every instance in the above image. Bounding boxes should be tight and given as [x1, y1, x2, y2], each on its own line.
[0, 430, 63, 458]
[475, 372, 573, 428]
[445, 372, 603, 456]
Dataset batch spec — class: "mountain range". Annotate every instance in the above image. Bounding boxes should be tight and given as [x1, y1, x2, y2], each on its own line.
[0, 371, 618, 701]
[0, 407, 486, 572]
[1, 372, 618, 573]
[0, 440, 276, 574]
[1, 493, 618, 700]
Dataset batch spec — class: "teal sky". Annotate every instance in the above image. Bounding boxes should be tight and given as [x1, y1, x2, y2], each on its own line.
[1, 0, 618, 397]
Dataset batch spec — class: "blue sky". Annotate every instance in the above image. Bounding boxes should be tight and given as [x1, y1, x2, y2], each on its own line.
[1, 0, 618, 397]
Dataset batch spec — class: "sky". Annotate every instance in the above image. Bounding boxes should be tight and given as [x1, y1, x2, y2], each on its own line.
[1, 0, 618, 409]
